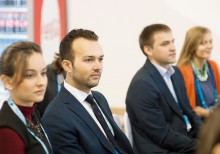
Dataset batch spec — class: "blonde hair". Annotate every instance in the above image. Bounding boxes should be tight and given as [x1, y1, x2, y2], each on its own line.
[177, 26, 211, 67]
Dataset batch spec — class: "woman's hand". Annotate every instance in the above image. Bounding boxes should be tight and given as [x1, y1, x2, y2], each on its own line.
[194, 106, 212, 118]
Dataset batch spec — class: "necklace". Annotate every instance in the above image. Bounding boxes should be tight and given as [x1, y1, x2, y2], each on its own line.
[192, 62, 208, 82]
[26, 113, 43, 140]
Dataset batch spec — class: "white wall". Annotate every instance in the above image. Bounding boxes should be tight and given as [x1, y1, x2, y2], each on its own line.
[66, 0, 220, 108]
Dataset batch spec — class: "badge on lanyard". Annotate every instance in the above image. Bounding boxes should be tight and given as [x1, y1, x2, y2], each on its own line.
[183, 115, 192, 132]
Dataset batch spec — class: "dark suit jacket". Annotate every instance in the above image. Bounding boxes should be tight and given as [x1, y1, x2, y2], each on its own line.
[37, 64, 57, 117]
[42, 86, 134, 154]
[126, 59, 202, 154]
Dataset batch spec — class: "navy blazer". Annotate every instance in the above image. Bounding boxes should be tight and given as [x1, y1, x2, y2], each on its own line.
[42, 86, 134, 154]
[126, 59, 202, 154]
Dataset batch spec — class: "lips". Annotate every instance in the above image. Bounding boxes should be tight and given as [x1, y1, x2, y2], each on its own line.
[91, 74, 100, 77]
[90, 73, 101, 78]
[34, 89, 45, 94]
[169, 53, 176, 56]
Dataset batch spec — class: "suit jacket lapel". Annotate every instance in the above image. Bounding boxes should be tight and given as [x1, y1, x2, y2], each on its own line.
[93, 94, 133, 152]
[60, 88, 115, 154]
[145, 60, 183, 119]
[93, 94, 122, 135]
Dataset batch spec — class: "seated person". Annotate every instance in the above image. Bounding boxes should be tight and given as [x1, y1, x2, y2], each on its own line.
[42, 29, 134, 154]
[126, 24, 202, 154]
[0, 41, 52, 154]
[177, 26, 220, 119]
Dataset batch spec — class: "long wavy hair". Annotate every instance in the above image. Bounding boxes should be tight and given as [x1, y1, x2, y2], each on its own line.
[177, 26, 210, 67]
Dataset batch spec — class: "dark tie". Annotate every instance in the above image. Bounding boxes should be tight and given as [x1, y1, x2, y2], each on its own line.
[85, 95, 127, 154]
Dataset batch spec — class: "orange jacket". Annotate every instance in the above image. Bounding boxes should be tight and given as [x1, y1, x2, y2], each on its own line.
[179, 60, 220, 109]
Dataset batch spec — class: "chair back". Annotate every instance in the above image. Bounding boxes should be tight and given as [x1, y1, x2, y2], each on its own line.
[113, 114, 122, 130]
[124, 112, 133, 146]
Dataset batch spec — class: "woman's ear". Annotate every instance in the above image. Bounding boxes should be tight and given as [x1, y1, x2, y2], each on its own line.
[0, 75, 13, 90]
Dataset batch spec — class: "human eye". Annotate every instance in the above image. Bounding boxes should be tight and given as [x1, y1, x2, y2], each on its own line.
[162, 42, 168, 46]
[99, 57, 104, 62]
[85, 58, 93, 62]
[26, 74, 34, 79]
[200, 41, 206, 45]
[41, 71, 47, 76]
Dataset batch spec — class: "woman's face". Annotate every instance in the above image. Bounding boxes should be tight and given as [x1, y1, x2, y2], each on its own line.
[194, 32, 213, 60]
[10, 52, 48, 106]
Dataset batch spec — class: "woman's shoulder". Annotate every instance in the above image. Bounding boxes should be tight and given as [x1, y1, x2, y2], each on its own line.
[208, 60, 219, 69]
[178, 63, 193, 74]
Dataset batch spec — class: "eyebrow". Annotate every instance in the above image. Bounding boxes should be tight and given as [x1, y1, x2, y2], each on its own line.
[25, 67, 47, 72]
[83, 55, 104, 58]
[161, 39, 175, 43]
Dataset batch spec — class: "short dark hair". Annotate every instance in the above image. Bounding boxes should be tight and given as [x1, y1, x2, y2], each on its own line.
[139, 24, 171, 56]
[59, 29, 99, 63]
[0, 41, 42, 86]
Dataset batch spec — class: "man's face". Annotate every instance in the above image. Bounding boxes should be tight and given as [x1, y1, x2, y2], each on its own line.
[69, 38, 104, 93]
[147, 31, 176, 69]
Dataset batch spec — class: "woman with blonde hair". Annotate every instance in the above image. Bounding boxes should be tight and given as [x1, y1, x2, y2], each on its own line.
[177, 26, 220, 119]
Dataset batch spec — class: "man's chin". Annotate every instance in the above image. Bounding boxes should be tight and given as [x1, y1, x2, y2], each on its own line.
[87, 82, 99, 89]
[169, 59, 176, 64]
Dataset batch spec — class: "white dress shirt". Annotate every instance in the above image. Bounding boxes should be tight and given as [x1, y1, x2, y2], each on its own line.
[64, 81, 114, 138]
[151, 62, 178, 102]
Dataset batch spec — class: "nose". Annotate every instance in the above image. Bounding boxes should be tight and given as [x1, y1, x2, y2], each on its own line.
[93, 59, 102, 70]
[37, 74, 48, 87]
[170, 42, 176, 51]
[207, 42, 213, 49]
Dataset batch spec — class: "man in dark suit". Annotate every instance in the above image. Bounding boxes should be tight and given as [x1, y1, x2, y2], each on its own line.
[42, 29, 134, 154]
[126, 24, 202, 154]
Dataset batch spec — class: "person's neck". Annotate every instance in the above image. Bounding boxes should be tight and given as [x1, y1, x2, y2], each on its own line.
[150, 59, 170, 70]
[65, 78, 91, 94]
[192, 57, 206, 70]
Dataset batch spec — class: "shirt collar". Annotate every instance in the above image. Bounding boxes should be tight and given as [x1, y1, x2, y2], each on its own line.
[151, 62, 175, 77]
[63, 80, 91, 103]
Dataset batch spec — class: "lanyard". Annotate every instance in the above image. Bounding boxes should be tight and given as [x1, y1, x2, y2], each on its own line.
[56, 76, 59, 94]
[93, 98, 115, 136]
[8, 98, 53, 154]
[191, 61, 218, 109]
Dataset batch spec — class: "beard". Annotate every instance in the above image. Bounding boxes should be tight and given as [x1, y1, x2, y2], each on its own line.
[71, 70, 101, 89]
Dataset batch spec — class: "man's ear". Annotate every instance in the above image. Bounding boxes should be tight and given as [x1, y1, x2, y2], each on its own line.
[143, 46, 153, 56]
[0, 75, 13, 90]
[62, 60, 73, 73]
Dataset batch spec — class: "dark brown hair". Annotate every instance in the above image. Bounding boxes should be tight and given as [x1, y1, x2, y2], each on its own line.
[59, 29, 99, 63]
[139, 24, 171, 56]
[0, 41, 42, 85]
[197, 106, 220, 154]
[52, 52, 64, 74]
